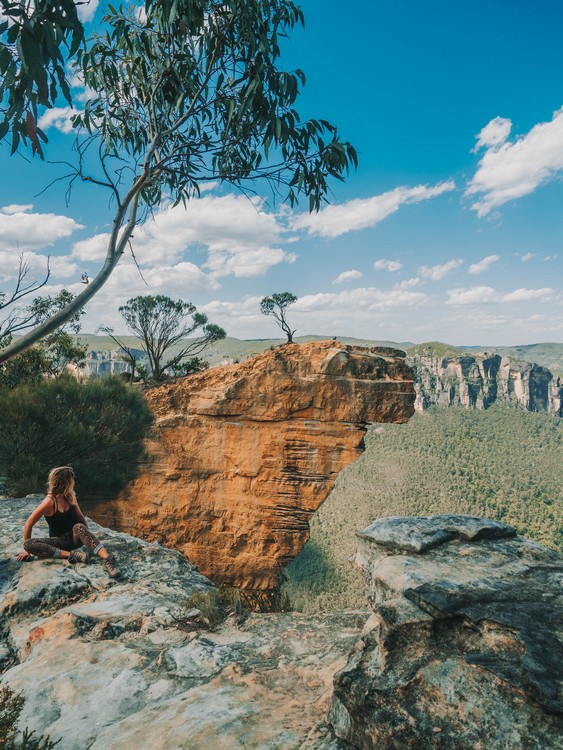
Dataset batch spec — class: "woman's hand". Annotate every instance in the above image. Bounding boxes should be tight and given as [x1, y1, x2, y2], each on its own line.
[16, 550, 31, 562]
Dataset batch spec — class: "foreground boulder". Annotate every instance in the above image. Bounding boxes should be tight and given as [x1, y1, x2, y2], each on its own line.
[85, 340, 415, 591]
[329, 515, 563, 749]
[1, 498, 364, 749]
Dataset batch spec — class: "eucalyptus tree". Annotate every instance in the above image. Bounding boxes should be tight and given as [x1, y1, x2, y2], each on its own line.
[0, 0, 84, 156]
[260, 292, 297, 343]
[0, 0, 357, 364]
[110, 295, 225, 382]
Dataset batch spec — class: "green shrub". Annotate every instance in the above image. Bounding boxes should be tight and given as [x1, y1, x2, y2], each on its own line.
[0, 685, 59, 749]
[0, 376, 153, 500]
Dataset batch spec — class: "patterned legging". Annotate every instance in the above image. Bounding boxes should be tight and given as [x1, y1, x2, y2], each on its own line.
[24, 523, 102, 559]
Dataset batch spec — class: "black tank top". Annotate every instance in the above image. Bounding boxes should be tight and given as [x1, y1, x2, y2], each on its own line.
[46, 503, 79, 537]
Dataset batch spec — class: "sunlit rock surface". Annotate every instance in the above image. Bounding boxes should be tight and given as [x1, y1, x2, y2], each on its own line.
[4, 501, 561, 749]
[85, 340, 415, 590]
[329, 514, 563, 749]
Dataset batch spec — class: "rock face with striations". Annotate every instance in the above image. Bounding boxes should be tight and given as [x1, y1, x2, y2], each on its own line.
[329, 515, 563, 749]
[410, 352, 563, 415]
[85, 341, 415, 591]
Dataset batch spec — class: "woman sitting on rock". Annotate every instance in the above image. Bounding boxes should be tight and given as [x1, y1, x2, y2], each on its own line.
[16, 466, 121, 578]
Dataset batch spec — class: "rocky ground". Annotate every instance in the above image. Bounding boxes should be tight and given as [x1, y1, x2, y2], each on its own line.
[1, 497, 363, 750]
[2, 498, 562, 750]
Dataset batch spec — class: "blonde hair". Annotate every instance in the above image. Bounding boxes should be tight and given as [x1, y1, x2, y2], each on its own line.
[47, 466, 77, 511]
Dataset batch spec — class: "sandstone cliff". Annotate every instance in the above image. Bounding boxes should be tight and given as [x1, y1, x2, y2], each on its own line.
[329, 515, 563, 749]
[409, 352, 563, 415]
[85, 340, 415, 591]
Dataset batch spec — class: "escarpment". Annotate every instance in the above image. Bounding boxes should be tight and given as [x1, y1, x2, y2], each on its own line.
[85, 340, 415, 590]
[410, 352, 563, 415]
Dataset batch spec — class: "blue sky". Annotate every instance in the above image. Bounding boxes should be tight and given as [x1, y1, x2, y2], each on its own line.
[1, 0, 562, 345]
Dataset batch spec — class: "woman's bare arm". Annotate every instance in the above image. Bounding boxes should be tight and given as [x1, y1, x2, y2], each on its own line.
[74, 503, 88, 527]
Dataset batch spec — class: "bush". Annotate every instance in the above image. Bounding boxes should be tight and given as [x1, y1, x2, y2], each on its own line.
[0, 376, 153, 500]
[0, 685, 59, 749]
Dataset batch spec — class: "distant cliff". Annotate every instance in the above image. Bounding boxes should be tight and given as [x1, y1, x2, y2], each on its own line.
[408, 351, 563, 416]
[82, 348, 139, 377]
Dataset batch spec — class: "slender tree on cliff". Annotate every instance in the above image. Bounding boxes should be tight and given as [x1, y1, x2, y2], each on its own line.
[109, 295, 226, 382]
[260, 292, 298, 343]
[0, 0, 357, 365]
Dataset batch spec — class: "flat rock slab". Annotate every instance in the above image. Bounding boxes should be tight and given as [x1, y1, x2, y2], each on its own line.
[331, 514, 563, 749]
[357, 514, 517, 553]
[1, 498, 363, 749]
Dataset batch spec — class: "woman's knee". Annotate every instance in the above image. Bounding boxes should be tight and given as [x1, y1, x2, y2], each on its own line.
[23, 539, 34, 552]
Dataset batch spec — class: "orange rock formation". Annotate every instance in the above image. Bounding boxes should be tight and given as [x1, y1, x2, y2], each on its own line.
[87, 341, 415, 590]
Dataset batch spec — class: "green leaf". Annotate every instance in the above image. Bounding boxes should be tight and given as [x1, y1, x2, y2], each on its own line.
[0, 118, 10, 140]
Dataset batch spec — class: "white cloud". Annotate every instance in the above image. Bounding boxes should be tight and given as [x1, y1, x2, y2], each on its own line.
[291, 180, 455, 238]
[468, 254, 500, 275]
[374, 259, 402, 272]
[467, 106, 563, 216]
[0, 205, 83, 252]
[206, 245, 296, 277]
[200, 296, 263, 335]
[472, 116, 512, 152]
[54, 256, 219, 334]
[72, 234, 110, 262]
[74, 194, 293, 279]
[544, 255, 558, 261]
[77, 0, 100, 22]
[501, 287, 554, 303]
[199, 286, 431, 340]
[394, 277, 421, 290]
[333, 269, 364, 284]
[48, 255, 79, 279]
[521, 253, 536, 262]
[419, 259, 463, 281]
[447, 286, 554, 305]
[297, 287, 429, 313]
[70, 194, 294, 278]
[0, 250, 47, 282]
[38, 107, 76, 134]
[446, 286, 497, 305]
[1, 204, 34, 215]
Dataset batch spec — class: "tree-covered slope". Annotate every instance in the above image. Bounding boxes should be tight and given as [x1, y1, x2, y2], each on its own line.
[283, 403, 562, 612]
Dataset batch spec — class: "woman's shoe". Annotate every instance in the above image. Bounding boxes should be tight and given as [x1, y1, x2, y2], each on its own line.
[102, 553, 121, 579]
[68, 549, 88, 564]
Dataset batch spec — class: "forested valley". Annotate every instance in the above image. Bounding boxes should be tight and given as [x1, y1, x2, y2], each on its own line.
[283, 403, 562, 611]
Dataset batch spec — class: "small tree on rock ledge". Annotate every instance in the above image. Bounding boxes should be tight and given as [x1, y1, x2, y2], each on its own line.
[116, 295, 226, 382]
[260, 292, 298, 343]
